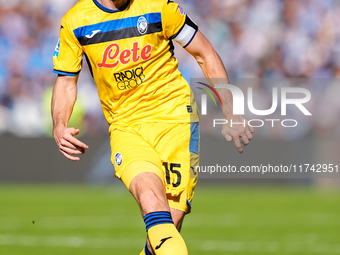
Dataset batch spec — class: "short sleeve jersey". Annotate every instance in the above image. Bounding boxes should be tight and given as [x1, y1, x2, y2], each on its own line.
[53, 0, 199, 125]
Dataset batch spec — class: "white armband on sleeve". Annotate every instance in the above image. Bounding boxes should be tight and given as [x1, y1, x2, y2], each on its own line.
[172, 16, 198, 48]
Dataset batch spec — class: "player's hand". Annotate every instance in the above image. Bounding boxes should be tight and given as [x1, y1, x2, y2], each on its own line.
[221, 115, 254, 153]
[53, 127, 89, 161]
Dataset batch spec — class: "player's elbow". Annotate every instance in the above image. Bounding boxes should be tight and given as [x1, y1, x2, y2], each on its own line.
[195, 43, 220, 66]
[194, 49, 220, 69]
[193, 53, 204, 66]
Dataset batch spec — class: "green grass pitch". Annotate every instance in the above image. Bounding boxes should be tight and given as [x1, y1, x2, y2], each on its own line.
[0, 184, 339, 255]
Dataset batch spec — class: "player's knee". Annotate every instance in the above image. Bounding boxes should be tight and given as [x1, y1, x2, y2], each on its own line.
[139, 189, 169, 215]
[129, 171, 169, 215]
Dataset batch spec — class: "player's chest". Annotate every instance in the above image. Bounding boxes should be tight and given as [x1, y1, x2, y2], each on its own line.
[77, 13, 163, 70]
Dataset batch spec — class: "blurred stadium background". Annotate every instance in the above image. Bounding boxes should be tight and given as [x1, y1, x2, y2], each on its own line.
[0, 0, 340, 254]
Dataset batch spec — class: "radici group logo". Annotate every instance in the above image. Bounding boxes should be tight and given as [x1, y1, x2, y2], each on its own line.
[196, 81, 312, 128]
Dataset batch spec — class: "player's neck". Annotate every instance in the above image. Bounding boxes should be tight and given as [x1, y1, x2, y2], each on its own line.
[98, 0, 128, 10]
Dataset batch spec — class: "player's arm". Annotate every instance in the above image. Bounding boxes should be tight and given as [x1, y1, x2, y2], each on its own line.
[185, 31, 254, 153]
[51, 74, 89, 161]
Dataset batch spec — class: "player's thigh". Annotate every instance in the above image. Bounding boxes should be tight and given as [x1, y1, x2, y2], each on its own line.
[109, 123, 200, 215]
[109, 125, 164, 189]
[109, 126, 169, 215]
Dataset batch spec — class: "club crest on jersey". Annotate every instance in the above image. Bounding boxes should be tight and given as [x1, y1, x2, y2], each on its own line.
[137, 16, 148, 34]
[115, 152, 123, 166]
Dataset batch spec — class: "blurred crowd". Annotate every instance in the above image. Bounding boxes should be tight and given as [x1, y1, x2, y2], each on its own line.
[0, 0, 339, 138]
[180, 0, 340, 78]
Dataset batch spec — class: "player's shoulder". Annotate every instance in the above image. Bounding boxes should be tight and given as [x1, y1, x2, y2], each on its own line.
[61, 0, 92, 27]
[133, 0, 172, 12]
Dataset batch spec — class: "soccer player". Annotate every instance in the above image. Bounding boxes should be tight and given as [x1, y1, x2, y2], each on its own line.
[51, 0, 254, 254]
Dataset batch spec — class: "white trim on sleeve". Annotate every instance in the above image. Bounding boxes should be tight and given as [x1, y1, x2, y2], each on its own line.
[174, 23, 197, 47]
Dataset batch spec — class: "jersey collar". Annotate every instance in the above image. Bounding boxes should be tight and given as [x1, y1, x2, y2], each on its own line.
[93, 0, 130, 13]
